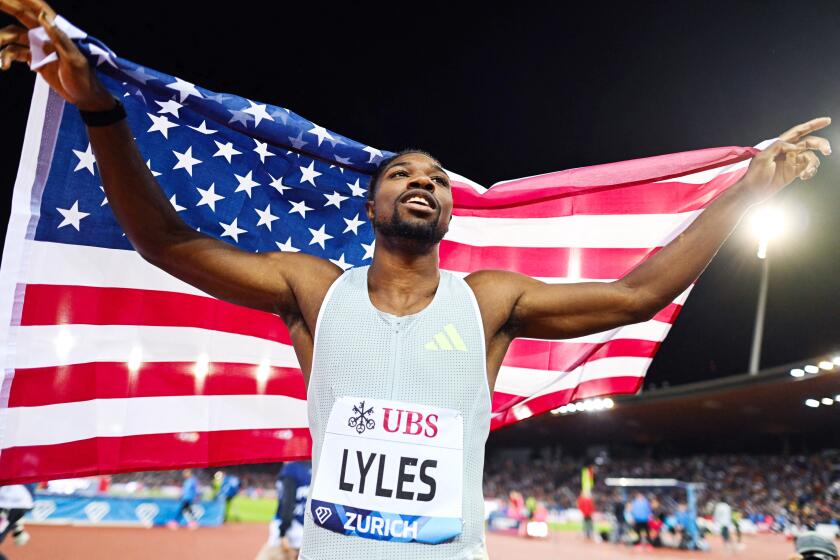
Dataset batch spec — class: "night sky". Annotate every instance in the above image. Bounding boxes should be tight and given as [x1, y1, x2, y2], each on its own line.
[1, 1, 838, 389]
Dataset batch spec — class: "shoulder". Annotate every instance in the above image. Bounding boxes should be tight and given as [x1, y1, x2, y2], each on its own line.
[463, 269, 535, 338]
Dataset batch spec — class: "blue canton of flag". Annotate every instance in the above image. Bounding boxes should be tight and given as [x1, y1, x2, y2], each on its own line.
[36, 22, 385, 268]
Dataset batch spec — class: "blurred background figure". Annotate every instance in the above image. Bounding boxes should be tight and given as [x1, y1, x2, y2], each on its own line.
[577, 491, 595, 540]
[790, 531, 838, 560]
[213, 470, 241, 523]
[714, 498, 736, 553]
[630, 492, 653, 549]
[167, 469, 199, 530]
[256, 461, 311, 560]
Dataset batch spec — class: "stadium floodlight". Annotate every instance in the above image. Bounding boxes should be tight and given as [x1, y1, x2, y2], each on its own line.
[604, 398, 615, 409]
[819, 361, 834, 370]
[193, 353, 209, 378]
[821, 398, 834, 406]
[836, 395, 840, 402]
[790, 368, 806, 378]
[833, 356, 840, 366]
[127, 346, 143, 373]
[805, 399, 820, 408]
[804, 365, 820, 374]
[749, 203, 786, 259]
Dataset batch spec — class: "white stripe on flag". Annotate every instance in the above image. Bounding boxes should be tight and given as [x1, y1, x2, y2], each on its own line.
[0, 394, 308, 448]
[445, 211, 701, 248]
[11, 324, 298, 369]
[493, 356, 652, 397]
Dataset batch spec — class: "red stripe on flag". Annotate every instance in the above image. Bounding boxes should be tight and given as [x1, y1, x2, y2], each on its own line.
[19, 284, 291, 344]
[489, 375, 644, 430]
[503, 338, 663, 371]
[0, 428, 313, 485]
[440, 242, 663, 278]
[7, 362, 306, 407]
[452, 172, 744, 218]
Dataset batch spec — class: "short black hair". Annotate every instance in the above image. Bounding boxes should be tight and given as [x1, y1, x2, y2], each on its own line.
[366, 148, 442, 202]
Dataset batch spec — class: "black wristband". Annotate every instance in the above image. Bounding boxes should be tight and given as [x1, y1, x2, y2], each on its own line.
[78, 96, 127, 127]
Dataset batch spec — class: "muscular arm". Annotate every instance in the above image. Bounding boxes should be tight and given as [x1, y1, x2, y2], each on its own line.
[471, 120, 830, 343]
[0, 2, 339, 330]
[85, 117, 339, 321]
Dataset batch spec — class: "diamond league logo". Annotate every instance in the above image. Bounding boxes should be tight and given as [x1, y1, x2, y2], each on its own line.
[347, 400, 375, 434]
[315, 506, 332, 524]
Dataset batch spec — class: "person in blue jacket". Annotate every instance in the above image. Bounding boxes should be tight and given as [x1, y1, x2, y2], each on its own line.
[167, 469, 199, 529]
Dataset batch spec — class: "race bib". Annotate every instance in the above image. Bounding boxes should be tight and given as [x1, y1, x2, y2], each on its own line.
[310, 396, 464, 544]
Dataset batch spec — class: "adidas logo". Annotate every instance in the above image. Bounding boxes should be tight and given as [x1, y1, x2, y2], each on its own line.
[423, 324, 467, 351]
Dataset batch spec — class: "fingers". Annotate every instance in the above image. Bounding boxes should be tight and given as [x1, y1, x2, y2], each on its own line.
[796, 135, 832, 156]
[0, 43, 30, 70]
[778, 117, 832, 143]
[36, 9, 81, 63]
[0, 0, 39, 28]
[797, 150, 820, 180]
[0, 24, 29, 47]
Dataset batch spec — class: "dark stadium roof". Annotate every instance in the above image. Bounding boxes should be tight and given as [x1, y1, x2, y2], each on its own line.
[488, 355, 840, 453]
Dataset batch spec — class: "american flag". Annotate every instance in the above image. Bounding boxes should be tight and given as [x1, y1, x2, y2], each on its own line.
[0, 19, 760, 483]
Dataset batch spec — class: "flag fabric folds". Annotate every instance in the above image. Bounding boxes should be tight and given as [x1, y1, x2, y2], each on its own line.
[0, 17, 760, 483]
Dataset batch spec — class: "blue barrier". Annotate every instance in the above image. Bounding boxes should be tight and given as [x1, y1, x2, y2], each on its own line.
[24, 493, 224, 527]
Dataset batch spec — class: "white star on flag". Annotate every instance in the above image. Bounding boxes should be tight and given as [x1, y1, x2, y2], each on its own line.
[268, 173, 291, 194]
[255, 204, 279, 231]
[98, 186, 108, 207]
[347, 179, 366, 197]
[288, 131, 307, 149]
[288, 200, 313, 218]
[253, 140, 275, 164]
[324, 191, 348, 209]
[219, 217, 247, 243]
[213, 140, 242, 163]
[275, 237, 300, 252]
[361, 240, 375, 260]
[166, 77, 204, 103]
[234, 171, 260, 198]
[146, 159, 162, 177]
[242, 101, 275, 127]
[56, 200, 89, 231]
[363, 146, 383, 164]
[343, 213, 365, 235]
[169, 194, 186, 212]
[72, 143, 96, 175]
[196, 183, 225, 212]
[329, 253, 353, 271]
[155, 98, 183, 118]
[308, 225, 333, 249]
[147, 113, 179, 139]
[299, 161, 321, 187]
[172, 146, 202, 176]
[188, 120, 218, 135]
[88, 43, 118, 68]
[308, 124, 335, 147]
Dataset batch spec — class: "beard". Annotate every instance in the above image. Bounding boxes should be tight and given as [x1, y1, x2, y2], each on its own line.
[373, 204, 448, 248]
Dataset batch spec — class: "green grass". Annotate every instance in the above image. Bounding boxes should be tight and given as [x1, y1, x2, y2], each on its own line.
[226, 497, 615, 532]
[227, 496, 277, 523]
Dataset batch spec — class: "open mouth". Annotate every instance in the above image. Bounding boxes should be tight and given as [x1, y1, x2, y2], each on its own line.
[399, 190, 437, 211]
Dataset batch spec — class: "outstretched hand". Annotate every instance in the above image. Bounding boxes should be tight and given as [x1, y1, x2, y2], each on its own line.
[0, 0, 113, 110]
[739, 117, 832, 204]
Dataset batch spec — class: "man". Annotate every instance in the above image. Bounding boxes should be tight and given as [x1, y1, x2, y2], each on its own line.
[630, 492, 653, 548]
[0, 2, 831, 558]
[167, 469, 199, 530]
[215, 470, 241, 522]
[713, 499, 735, 553]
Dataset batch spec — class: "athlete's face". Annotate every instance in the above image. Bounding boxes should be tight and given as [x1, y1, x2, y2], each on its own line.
[365, 153, 453, 249]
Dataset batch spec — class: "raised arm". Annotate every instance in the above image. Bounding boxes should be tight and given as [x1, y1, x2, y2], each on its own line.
[471, 118, 831, 342]
[1, 1, 340, 324]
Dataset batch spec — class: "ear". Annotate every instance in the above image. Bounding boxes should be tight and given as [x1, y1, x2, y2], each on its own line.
[365, 199, 375, 222]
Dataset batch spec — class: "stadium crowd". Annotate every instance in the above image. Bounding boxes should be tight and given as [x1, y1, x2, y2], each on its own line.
[483, 450, 840, 529]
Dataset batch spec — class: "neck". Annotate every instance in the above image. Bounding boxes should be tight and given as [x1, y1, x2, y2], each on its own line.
[368, 234, 441, 305]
